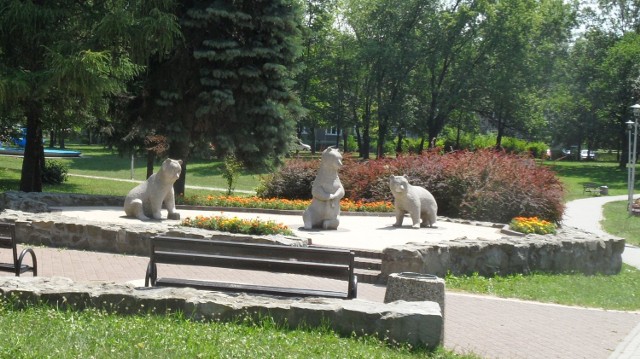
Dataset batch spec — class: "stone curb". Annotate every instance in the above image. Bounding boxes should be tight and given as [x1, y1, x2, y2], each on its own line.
[0, 276, 443, 349]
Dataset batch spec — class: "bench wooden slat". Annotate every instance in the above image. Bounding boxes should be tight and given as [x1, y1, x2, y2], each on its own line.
[0, 236, 13, 249]
[153, 236, 354, 263]
[154, 278, 349, 299]
[153, 251, 352, 279]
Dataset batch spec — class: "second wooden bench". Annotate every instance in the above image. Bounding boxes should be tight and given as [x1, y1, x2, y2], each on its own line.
[145, 236, 358, 299]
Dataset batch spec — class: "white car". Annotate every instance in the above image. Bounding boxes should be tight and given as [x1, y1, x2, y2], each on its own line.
[296, 140, 311, 151]
[580, 150, 596, 160]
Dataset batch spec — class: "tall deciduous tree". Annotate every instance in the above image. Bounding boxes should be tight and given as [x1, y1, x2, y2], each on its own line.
[343, 0, 431, 158]
[0, 0, 180, 192]
[599, 32, 640, 167]
[553, 0, 640, 167]
[410, 0, 490, 152]
[296, 0, 338, 153]
[475, 0, 575, 149]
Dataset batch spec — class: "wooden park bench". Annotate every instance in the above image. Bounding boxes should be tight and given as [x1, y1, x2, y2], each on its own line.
[0, 223, 37, 276]
[583, 182, 601, 196]
[145, 236, 358, 299]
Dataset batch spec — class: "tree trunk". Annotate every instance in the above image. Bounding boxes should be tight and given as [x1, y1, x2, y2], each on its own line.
[427, 127, 440, 151]
[376, 127, 386, 159]
[361, 97, 372, 159]
[146, 151, 155, 179]
[310, 127, 317, 154]
[495, 131, 503, 150]
[620, 126, 628, 169]
[361, 124, 370, 159]
[59, 132, 66, 149]
[342, 128, 349, 153]
[355, 125, 362, 155]
[395, 131, 404, 154]
[20, 104, 45, 192]
[49, 130, 56, 148]
[169, 139, 191, 197]
[495, 116, 504, 150]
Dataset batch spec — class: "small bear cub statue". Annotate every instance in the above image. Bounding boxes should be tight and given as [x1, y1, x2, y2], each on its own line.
[124, 158, 182, 220]
[388, 175, 438, 229]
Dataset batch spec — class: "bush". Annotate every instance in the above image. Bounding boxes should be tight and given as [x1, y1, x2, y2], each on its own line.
[438, 131, 549, 159]
[42, 160, 69, 184]
[256, 159, 317, 199]
[221, 153, 242, 195]
[261, 150, 565, 223]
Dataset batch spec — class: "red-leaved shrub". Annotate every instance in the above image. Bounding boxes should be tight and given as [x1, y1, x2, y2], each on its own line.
[259, 150, 565, 223]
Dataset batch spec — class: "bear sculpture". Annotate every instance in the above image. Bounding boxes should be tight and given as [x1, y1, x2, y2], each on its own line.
[389, 175, 437, 228]
[303, 147, 345, 230]
[124, 158, 182, 220]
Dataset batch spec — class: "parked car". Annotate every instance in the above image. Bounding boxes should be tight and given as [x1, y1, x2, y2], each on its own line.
[580, 150, 596, 160]
[295, 139, 311, 151]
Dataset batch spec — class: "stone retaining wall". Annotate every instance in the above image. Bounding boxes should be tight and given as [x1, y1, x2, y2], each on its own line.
[0, 209, 306, 255]
[0, 277, 443, 349]
[382, 229, 625, 277]
[0, 191, 123, 212]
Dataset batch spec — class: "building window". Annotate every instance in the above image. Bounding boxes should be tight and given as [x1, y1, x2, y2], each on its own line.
[325, 127, 340, 136]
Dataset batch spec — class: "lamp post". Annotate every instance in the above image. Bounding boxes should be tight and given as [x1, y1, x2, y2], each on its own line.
[628, 104, 640, 214]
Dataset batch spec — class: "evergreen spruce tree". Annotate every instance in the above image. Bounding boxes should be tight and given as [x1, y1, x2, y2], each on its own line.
[135, 0, 304, 195]
[188, 0, 304, 167]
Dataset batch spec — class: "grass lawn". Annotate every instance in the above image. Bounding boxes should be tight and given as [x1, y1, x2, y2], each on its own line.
[544, 160, 631, 201]
[0, 303, 474, 358]
[446, 264, 640, 311]
[0, 144, 267, 195]
[602, 200, 640, 246]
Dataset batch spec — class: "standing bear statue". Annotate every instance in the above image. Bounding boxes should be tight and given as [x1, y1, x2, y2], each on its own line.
[389, 175, 438, 228]
[303, 147, 345, 230]
[124, 158, 183, 220]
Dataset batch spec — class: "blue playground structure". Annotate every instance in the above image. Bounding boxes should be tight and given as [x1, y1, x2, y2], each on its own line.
[0, 128, 81, 157]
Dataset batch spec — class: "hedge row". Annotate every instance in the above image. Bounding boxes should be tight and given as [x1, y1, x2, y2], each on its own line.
[257, 150, 564, 223]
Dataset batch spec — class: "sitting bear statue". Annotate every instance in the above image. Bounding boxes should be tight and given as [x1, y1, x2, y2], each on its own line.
[303, 147, 345, 230]
[124, 158, 182, 220]
[389, 175, 437, 228]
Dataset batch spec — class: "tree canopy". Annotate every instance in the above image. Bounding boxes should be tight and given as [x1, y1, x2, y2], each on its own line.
[0, 0, 180, 192]
[127, 0, 305, 195]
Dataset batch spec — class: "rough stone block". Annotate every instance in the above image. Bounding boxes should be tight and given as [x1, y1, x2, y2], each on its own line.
[0, 277, 443, 349]
[382, 227, 624, 278]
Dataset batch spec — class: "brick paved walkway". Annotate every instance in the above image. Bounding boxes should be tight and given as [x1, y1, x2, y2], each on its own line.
[1, 245, 638, 359]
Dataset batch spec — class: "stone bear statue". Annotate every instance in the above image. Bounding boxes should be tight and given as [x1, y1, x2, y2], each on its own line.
[303, 147, 345, 230]
[124, 158, 182, 220]
[389, 175, 437, 228]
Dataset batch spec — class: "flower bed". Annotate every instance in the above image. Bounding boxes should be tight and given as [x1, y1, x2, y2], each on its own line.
[509, 216, 556, 235]
[178, 195, 393, 213]
[182, 215, 294, 236]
